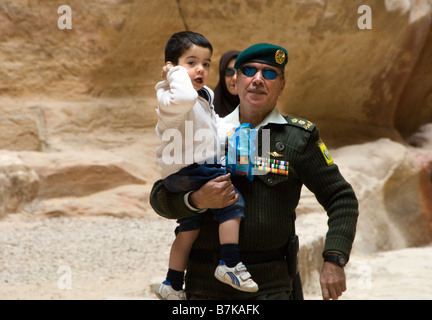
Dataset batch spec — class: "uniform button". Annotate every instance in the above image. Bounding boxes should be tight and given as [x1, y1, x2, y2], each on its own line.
[267, 178, 273, 184]
[275, 141, 285, 151]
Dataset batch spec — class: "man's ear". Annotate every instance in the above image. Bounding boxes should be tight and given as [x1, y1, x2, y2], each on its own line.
[279, 78, 286, 96]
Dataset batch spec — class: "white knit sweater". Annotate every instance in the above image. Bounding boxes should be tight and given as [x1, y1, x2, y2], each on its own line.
[155, 66, 234, 178]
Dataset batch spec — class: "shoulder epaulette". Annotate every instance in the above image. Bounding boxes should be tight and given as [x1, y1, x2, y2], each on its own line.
[283, 115, 315, 132]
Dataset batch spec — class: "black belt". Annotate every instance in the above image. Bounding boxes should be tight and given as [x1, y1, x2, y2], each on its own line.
[189, 246, 286, 265]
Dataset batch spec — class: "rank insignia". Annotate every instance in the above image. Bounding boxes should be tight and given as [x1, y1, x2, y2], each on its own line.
[317, 139, 333, 166]
[287, 116, 315, 132]
[302, 120, 313, 130]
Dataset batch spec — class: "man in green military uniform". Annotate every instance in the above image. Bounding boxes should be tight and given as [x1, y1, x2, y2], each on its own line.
[150, 43, 359, 300]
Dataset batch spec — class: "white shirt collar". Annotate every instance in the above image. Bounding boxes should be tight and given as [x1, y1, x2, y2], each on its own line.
[224, 106, 287, 130]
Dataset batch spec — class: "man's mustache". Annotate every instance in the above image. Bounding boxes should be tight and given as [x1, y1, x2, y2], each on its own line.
[247, 86, 268, 94]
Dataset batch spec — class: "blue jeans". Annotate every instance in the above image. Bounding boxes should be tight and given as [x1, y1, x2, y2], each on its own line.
[163, 163, 245, 232]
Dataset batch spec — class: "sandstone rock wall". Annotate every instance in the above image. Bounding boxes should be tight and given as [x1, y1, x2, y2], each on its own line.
[295, 137, 432, 295]
[1, 0, 432, 146]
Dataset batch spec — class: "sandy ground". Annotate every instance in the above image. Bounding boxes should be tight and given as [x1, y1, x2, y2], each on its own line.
[1, 213, 432, 300]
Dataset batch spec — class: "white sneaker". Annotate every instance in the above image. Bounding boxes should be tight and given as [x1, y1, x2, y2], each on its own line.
[214, 260, 259, 292]
[155, 281, 186, 300]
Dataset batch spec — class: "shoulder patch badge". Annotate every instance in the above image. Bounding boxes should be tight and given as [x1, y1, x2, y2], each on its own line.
[317, 139, 333, 166]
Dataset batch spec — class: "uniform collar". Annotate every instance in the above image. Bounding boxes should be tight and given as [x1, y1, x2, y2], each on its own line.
[224, 106, 287, 130]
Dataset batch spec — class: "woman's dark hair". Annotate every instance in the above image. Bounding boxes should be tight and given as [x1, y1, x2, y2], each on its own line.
[214, 50, 241, 117]
[164, 31, 213, 64]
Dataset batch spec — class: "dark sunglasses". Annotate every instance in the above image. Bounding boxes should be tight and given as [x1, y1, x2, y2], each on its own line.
[225, 67, 236, 77]
[240, 65, 282, 80]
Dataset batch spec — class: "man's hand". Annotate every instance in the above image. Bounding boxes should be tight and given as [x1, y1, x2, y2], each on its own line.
[189, 173, 238, 210]
[319, 261, 347, 300]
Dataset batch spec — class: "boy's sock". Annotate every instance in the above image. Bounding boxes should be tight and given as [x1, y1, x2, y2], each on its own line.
[220, 243, 241, 268]
[166, 268, 184, 291]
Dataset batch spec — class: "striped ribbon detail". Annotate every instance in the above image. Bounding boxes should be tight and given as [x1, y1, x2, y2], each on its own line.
[254, 156, 289, 176]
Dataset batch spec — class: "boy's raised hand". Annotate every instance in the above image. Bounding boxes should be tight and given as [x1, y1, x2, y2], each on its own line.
[161, 62, 174, 80]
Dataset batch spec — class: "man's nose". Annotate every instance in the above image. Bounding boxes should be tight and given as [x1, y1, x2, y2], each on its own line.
[252, 70, 264, 85]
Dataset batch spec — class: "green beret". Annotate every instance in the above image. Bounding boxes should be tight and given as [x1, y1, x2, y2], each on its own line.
[234, 43, 288, 70]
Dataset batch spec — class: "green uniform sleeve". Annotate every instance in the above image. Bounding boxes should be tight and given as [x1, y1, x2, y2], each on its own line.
[150, 179, 202, 220]
[297, 128, 359, 259]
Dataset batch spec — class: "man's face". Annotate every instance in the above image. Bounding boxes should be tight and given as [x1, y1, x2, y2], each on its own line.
[236, 62, 285, 115]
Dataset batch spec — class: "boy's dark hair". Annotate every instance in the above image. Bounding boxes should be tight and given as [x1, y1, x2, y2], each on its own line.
[165, 31, 213, 64]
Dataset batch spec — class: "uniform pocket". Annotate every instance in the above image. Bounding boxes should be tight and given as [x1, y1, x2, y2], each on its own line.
[255, 172, 289, 187]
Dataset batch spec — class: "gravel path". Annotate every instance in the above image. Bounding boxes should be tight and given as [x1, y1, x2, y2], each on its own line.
[2, 213, 432, 300]
[0, 214, 177, 299]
